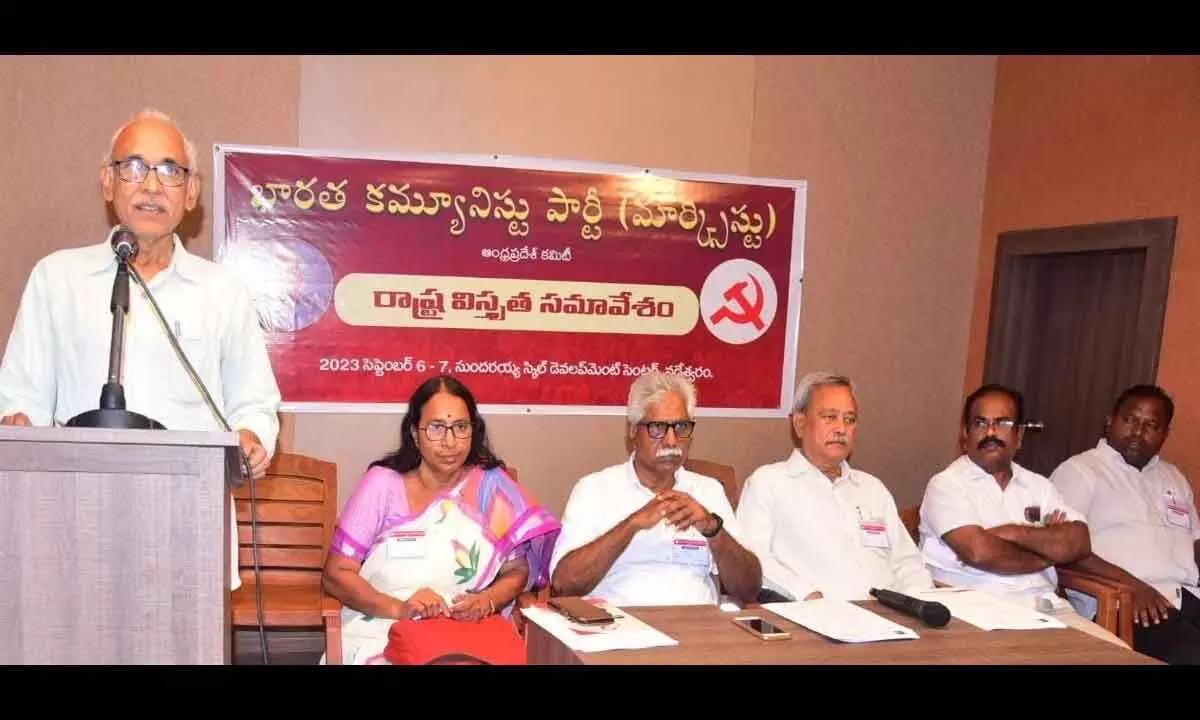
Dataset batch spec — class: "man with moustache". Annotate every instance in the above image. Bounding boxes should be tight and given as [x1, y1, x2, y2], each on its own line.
[736, 371, 933, 602]
[549, 371, 761, 607]
[919, 384, 1089, 599]
[1051, 384, 1200, 664]
[919, 384, 1128, 645]
[0, 109, 281, 592]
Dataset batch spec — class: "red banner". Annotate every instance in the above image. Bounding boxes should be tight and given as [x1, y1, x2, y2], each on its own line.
[214, 147, 806, 415]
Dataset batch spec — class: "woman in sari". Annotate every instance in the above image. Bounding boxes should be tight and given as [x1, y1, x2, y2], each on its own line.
[321, 375, 561, 665]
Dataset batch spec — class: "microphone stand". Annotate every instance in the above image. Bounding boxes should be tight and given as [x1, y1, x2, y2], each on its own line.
[65, 234, 269, 663]
[66, 249, 165, 430]
[125, 263, 269, 665]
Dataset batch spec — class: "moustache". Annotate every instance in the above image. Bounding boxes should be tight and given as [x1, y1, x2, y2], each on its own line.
[656, 447, 683, 459]
[977, 437, 1006, 450]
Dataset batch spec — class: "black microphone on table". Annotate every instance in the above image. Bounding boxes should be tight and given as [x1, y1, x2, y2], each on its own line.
[869, 587, 951, 628]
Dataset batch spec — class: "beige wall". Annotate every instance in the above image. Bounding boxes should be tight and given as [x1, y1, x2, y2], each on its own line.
[966, 55, 1200, 490]
[0, 55, 997, 516]
[0, 56, 300, 314]
[749, 55, 995, 506]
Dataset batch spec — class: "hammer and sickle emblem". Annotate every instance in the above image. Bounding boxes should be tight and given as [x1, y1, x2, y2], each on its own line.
[709, 274, 766, 330]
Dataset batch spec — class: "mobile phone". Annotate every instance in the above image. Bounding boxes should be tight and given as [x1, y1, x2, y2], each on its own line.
[548, 596, 616, 625]
[732, 615, 791, 640]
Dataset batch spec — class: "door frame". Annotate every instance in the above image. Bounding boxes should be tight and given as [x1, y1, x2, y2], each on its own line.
[983, 216, 1177, 385]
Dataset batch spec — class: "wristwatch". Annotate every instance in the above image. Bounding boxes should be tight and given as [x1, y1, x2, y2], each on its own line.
[700, 512, 724, 538]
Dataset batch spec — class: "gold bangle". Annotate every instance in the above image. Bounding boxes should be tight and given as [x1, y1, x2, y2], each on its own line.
[488, 594, 495, 615]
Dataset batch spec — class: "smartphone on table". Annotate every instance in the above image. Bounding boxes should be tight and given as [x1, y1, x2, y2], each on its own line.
[548, 596, 616, 625]
[731, 615, 791, 640]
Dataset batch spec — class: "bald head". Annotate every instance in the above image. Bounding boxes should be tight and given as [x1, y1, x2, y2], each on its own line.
[100, 109, 200, 245]
[104, 109, 197, 170]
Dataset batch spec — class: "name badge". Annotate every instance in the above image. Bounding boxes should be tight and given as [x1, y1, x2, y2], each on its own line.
[387, 530, 428, 559]
[1165, 504, 1192, 530]
[859, 521, 890, 549]
[671, 537, 710, 567]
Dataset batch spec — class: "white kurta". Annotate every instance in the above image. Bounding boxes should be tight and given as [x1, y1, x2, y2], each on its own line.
[919, 454, 1085, 602]
[550, 455, 744, 607]
[737, 449, 933, 601]
[1051, 438, 1200, 609]
[0, 229, 282, 590]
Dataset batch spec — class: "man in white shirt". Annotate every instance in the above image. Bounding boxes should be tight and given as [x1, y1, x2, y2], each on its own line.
[0, 109, 282, 591]
[916, 384, 1141, 647]
[736, 371, 933, 602]
[1051, 384, 1200, 665]
[549, 371, 761, 607]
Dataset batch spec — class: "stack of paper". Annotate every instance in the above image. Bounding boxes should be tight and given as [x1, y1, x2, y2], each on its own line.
[522, 601, 679, 653]
[762, 599, 920, 643]
[912, 588, 1066, 630]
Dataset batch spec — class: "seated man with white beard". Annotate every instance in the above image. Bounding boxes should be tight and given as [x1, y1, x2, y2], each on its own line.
[549, 372, 761, 607]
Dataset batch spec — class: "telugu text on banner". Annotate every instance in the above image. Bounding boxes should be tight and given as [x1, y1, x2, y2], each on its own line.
[213, 146, 806, 416]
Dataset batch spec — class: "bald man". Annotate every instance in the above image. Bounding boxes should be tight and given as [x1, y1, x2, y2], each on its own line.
[0, 108, 282, 591]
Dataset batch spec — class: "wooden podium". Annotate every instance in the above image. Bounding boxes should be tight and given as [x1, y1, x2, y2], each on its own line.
[0, 425, 241, 664]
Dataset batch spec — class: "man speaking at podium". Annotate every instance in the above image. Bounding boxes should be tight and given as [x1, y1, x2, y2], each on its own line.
[0, 108, 281, 592]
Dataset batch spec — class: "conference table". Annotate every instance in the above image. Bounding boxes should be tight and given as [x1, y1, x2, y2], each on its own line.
[525, 600, 1162, 665]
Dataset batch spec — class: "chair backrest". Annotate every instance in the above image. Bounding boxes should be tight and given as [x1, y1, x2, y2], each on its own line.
[900, 505, 920, 544]
[232, 451, 338, 587]
[683, 457, 741, 510]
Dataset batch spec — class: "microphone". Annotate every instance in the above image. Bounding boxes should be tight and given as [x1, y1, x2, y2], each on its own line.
[66, 227, 165, 430]
[112, 227, 137, 262]
[869, 587, 951, 628]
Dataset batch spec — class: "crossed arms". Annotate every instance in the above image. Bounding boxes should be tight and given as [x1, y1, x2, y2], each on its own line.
[941, 509, 1091, 574]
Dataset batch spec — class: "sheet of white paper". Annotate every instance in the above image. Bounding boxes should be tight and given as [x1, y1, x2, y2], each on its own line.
[522, 602, 679, 653]
[761, 599, 920, 643]
[912, 588, 1066, 630]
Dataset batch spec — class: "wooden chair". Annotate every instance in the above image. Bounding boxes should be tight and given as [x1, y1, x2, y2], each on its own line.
[683, 457, 741, 511]
[900, 504, 951, 589]
[1056, 566, 1135, 646]
[899, 503, 1134, 645]
[231, 451, 342, 664]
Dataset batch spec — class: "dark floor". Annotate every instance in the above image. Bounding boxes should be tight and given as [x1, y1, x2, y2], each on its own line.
[233, 629, 324, 665]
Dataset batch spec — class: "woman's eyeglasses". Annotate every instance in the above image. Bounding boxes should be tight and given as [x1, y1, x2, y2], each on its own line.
[420, 421, 473, 441]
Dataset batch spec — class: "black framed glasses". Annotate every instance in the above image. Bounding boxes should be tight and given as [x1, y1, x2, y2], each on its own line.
[108, 157, 191, 187]
[639, 420, 695, 439]
[420, 420, 473, 441]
